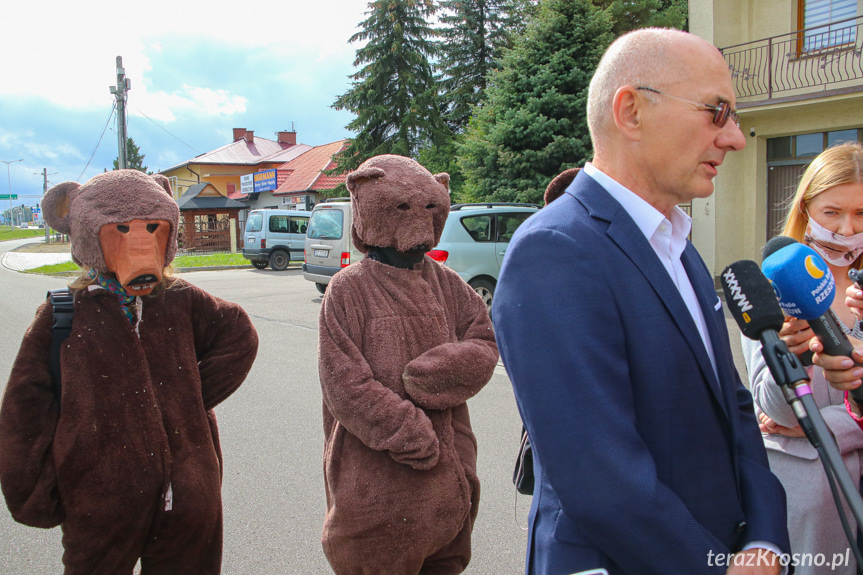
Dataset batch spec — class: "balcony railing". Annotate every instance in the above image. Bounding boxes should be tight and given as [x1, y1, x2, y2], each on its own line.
[721, 15, 863, 103]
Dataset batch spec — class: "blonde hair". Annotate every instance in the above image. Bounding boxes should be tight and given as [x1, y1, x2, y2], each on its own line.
[782, 142, 863, 239]
[781, 142, 863, 267]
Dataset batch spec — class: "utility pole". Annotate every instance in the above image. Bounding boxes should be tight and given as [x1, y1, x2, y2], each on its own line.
[41, 168, 49, 242]
[109, 56, 131, 169]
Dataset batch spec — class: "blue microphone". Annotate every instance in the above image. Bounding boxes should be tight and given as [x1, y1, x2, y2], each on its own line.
[762, 237, 863, 403]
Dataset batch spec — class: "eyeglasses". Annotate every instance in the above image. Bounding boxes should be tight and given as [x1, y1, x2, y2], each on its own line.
[635, 86, 740, 128]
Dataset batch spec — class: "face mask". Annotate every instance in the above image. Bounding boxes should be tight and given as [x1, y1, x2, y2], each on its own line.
[804, 215, 863, 267]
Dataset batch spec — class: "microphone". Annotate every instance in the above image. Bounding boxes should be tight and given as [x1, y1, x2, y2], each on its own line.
[720, 260, 810, 396]
[721, 260, 784, 341]
[761, 237, 863, 403]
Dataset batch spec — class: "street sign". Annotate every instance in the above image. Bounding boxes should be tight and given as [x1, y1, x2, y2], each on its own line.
[0, 194, 17, 200]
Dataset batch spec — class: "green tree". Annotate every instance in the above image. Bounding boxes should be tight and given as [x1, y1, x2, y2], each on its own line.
[112, 137, 149, 173]
[592, 0, 688, 35]
[458, 0, 613, 204]
[332, 0, 450, 174]
[436, 0, 536, 133]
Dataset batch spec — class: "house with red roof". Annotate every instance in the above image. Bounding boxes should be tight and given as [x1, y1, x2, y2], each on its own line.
[160, 128, 309, 201]
[240, 139, 348, 211]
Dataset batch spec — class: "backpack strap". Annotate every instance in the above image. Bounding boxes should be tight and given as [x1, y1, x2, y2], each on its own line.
[47, 288, 74, 401]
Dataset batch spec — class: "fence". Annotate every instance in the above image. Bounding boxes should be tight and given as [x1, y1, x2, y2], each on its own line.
[721, 16, 863, 102]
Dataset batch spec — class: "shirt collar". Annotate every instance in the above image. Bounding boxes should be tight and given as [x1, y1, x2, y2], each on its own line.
[583, 162, 692, 251]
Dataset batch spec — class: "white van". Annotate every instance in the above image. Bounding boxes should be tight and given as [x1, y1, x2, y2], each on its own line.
[302, 199, 363, 293]
[242, 209, 312, 271]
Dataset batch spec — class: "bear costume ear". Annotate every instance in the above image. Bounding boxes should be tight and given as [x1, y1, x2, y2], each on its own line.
[346, 166, 386, 197]
[433, 172, 450, 191]
[544, 167, 580, 205]
[151, 173, 173, 197]
[42, 181, 81, 235]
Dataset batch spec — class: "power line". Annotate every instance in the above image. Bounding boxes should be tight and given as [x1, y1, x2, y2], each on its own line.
[77, 102, 117, 182]
[132, 105, 201, 154]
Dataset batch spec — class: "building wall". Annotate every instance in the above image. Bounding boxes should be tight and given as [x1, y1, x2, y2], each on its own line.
[690, 0, 863, 277]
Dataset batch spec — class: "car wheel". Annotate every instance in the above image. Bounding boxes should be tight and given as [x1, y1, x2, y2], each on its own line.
[469, 278, 495, 315]
[252, 260, 268, 270]
[315, 283, 327, 295]
[269, 250, 290, 271]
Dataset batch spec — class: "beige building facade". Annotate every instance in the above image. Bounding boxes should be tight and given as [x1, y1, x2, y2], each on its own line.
[689, 0, 863, 278]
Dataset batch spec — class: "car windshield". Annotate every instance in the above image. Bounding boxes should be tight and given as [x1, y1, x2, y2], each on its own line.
[308, 209, 344, 239]
[246, 212, 263, 233]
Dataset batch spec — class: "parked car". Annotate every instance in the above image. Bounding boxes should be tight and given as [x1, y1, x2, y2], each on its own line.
[242, 209, 312, 271]
[302, 199, 363, 294]
[428, 203, 540, 313]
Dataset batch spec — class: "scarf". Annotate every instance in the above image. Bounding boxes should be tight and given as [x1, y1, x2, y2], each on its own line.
[87, 269, 136, 324]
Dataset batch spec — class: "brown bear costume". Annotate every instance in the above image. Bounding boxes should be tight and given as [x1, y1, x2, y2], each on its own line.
[318, 155, 499, 575]
[0, 170, 258, 575]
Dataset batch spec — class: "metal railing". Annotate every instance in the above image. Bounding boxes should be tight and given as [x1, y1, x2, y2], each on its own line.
[721, 16, 863, 102]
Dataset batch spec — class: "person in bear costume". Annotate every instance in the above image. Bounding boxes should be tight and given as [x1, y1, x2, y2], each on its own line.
[0, 169, 258, 575]
[318, 155, 499, 574]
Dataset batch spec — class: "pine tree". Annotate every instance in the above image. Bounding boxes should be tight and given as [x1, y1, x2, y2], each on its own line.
[113, 137, 149, 173]
[332, 0, 450, 173]
[592, 0, 688, 35]
[436, 0, 536, 133]
[458, 0, 613, 204]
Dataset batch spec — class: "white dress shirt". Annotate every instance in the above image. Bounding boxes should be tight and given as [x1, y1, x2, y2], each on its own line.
[583, 162, 717, 377]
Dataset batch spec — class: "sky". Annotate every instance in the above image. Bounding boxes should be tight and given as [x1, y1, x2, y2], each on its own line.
[0, 0, 372, 214]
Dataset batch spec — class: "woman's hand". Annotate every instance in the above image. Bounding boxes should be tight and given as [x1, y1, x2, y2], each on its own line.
[810, 338, 863, 392]
[845, 283, 863, 322]
[778, 316, 814, 357]
[758, 412, 805, 438]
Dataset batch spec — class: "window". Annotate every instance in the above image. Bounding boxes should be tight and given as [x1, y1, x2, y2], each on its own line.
[496, 213, 531, 243]
[800, 0, 857, 51]
[308, 209, 344, 240]
[460, 215, 494, 242]
[246, 212, 263, 233]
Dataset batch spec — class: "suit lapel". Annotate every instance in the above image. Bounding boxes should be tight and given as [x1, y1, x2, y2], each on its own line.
[571, 177, 728, 417]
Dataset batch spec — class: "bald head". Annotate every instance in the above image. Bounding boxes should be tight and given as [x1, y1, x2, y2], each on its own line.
[587, 29, 725, 156]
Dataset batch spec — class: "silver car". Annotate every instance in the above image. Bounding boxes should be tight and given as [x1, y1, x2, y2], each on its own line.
[428, 203, 539, 313]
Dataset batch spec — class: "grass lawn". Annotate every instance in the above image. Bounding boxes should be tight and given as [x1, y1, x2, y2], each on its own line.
[0, 227, 46, 241]
[26, 253, 253, 275]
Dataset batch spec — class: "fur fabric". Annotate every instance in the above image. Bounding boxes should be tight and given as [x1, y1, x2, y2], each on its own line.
[0, 278, 257, 574]
[42, 170, 180, 273]
[319, 155, 498, 575]
[1, 169, 255, 574]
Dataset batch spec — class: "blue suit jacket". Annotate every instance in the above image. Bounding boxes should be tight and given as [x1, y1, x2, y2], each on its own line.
[492, 172, 790, 575]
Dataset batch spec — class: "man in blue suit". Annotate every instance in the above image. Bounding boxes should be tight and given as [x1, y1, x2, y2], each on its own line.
[493, 29, 791, 575]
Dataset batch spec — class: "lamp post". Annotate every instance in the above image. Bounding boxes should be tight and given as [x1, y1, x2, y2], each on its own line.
[1, 159, 23, 228]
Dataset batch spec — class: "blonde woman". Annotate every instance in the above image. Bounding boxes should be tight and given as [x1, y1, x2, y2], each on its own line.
[743, 142, 863, 575]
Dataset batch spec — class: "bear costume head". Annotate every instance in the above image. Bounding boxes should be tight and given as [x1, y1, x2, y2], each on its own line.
[42, 169, 180, 295]
[346, 155, 450, 256]
[544, 167, 580, 205]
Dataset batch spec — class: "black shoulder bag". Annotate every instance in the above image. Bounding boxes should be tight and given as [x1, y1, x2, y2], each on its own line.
[512, 426, 534, 496]
[48, 288, 74, 403]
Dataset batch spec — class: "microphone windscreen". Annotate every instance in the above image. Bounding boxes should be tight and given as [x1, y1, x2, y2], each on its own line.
[721, 260, 785, 340]
[762, 241, 834, 320]
[762, 235, 797, 260]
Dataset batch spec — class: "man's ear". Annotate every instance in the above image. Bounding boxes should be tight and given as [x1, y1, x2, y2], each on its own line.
[612, 86, 643, 141]
[42, 181, 80, 234]
[345, 166, 386, 197]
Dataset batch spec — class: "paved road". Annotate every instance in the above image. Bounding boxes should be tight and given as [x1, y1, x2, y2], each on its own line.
[0, 246, 528, 574]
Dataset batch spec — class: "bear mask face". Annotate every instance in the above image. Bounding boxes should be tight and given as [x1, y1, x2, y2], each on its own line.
[99, 219, 171, 295]
[41, 170, 180, 283]
[346, 155, 450, 255]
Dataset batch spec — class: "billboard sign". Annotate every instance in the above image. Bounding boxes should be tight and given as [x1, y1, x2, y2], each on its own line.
[241, 174, 254, 194]
[253, 169, 277, 193]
